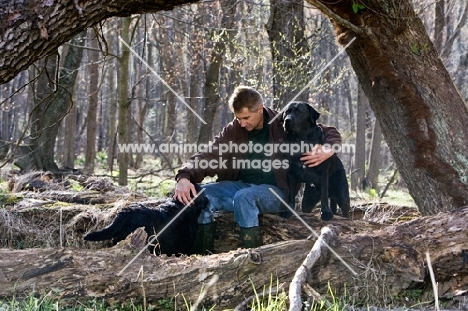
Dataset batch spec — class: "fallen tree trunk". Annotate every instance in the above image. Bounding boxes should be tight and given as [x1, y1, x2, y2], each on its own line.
[1, 207, 467, 308]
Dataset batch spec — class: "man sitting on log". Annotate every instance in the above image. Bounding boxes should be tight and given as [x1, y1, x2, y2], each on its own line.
[174, 86, 342, 254]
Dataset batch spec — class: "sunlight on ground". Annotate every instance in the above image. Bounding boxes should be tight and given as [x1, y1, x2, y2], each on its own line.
[350, 187, 416, 208]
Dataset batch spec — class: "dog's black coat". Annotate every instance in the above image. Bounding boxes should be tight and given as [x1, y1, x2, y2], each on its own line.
[84, 184, 207, 256]
[283, 102, 350, 221]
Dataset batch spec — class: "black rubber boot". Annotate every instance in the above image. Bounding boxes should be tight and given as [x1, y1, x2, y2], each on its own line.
[192, 222, 216, 255]
[239, 226, 263, 249]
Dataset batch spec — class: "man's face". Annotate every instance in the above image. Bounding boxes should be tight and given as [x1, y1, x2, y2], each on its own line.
[234, 105, 264, 131]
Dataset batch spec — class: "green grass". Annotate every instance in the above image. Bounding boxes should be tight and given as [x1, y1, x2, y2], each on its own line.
[379, 188, 416, 207]
[0, 279, 352, 311]
[0, 295, 157, 311]
[351, 186, 416, 208]
[247, 277, 288, 311]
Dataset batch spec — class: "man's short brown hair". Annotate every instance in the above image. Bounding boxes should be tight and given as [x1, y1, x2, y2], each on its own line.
[228, 86, 263, 113]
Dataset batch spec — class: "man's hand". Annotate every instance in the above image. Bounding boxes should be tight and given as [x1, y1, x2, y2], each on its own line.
[173, 178, 197, 205]
[300, 144, 334, 167]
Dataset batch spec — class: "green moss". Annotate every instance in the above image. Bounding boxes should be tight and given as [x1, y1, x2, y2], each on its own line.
[0, 192, 22, 207]
[68, 179, 84, 192]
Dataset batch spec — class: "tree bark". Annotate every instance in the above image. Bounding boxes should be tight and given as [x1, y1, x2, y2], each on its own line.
[0, 0, 201, 85]
[117, 17, 131, 186]
[106, 46, 118, 172]
[350, 84, 367, 190]
[59, 92, 77, 169]
[366, 117, 382, 191]
[187, 26, 204, 149]
[27, 54, 61, 172]
[84, 29, 100, 174]
[307, 0, 468, 215]
[1, 207, 467, 308]
[133, 27, 148, 170]
[16, 32, 85, 172]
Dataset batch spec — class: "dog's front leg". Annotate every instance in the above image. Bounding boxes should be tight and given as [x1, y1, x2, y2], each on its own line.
[301, 183, 320, 213]
[320, 164, 333, 221]
[287, 172, 298, 208]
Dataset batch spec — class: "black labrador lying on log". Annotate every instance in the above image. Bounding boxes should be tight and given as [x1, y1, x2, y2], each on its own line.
[84, 184, 207, 256]
[282, 101, 350, 221]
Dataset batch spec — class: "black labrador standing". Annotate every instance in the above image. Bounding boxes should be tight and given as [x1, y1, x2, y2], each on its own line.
[84, 183, 208, 256]
[282, 102, 350, 221]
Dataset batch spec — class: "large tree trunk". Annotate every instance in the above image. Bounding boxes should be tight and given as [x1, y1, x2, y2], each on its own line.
[0, 207, 467, 308]
[308, 0, 468, 215]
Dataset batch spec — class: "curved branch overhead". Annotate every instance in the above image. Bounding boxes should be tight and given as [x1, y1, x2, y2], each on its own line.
[305, 0, 367, 37]
[0, 0, 199, 84]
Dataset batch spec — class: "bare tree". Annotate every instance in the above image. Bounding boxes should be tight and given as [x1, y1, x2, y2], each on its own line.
[197, 0, 238, 144]
[350, 84, 367, 190]
[266, 0, 310, 107]
[117, 17, 132, 185]
[365, 117, 382, 191]
[21, 32, 85, 172]
[84, 29, 101, 174]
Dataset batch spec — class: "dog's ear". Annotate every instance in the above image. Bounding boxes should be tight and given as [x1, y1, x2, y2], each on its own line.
[279, 109, 286, 123]
[307, 105, 320, 123]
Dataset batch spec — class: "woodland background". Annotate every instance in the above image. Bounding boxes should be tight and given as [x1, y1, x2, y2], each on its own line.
[1, 0, 468, 309]
[1, 0, 466, 196]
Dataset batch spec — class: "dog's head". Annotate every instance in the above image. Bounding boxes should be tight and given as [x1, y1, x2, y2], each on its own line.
[282, 101, 320, 135]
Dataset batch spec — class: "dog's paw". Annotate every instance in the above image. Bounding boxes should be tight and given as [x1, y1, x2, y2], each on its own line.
[278, 210, 293, 219]
[321, 211, 333, 221]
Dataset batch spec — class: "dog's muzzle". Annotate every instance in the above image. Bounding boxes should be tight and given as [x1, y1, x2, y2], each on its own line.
[283, 115, 294, 133]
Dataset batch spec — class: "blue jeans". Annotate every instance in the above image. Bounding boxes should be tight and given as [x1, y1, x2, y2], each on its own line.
[199, 181, 287, 228]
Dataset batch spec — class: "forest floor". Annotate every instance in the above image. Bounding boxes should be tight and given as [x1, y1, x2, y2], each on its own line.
[0, 167, 418, 251]
[2, 168, 466, 310]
